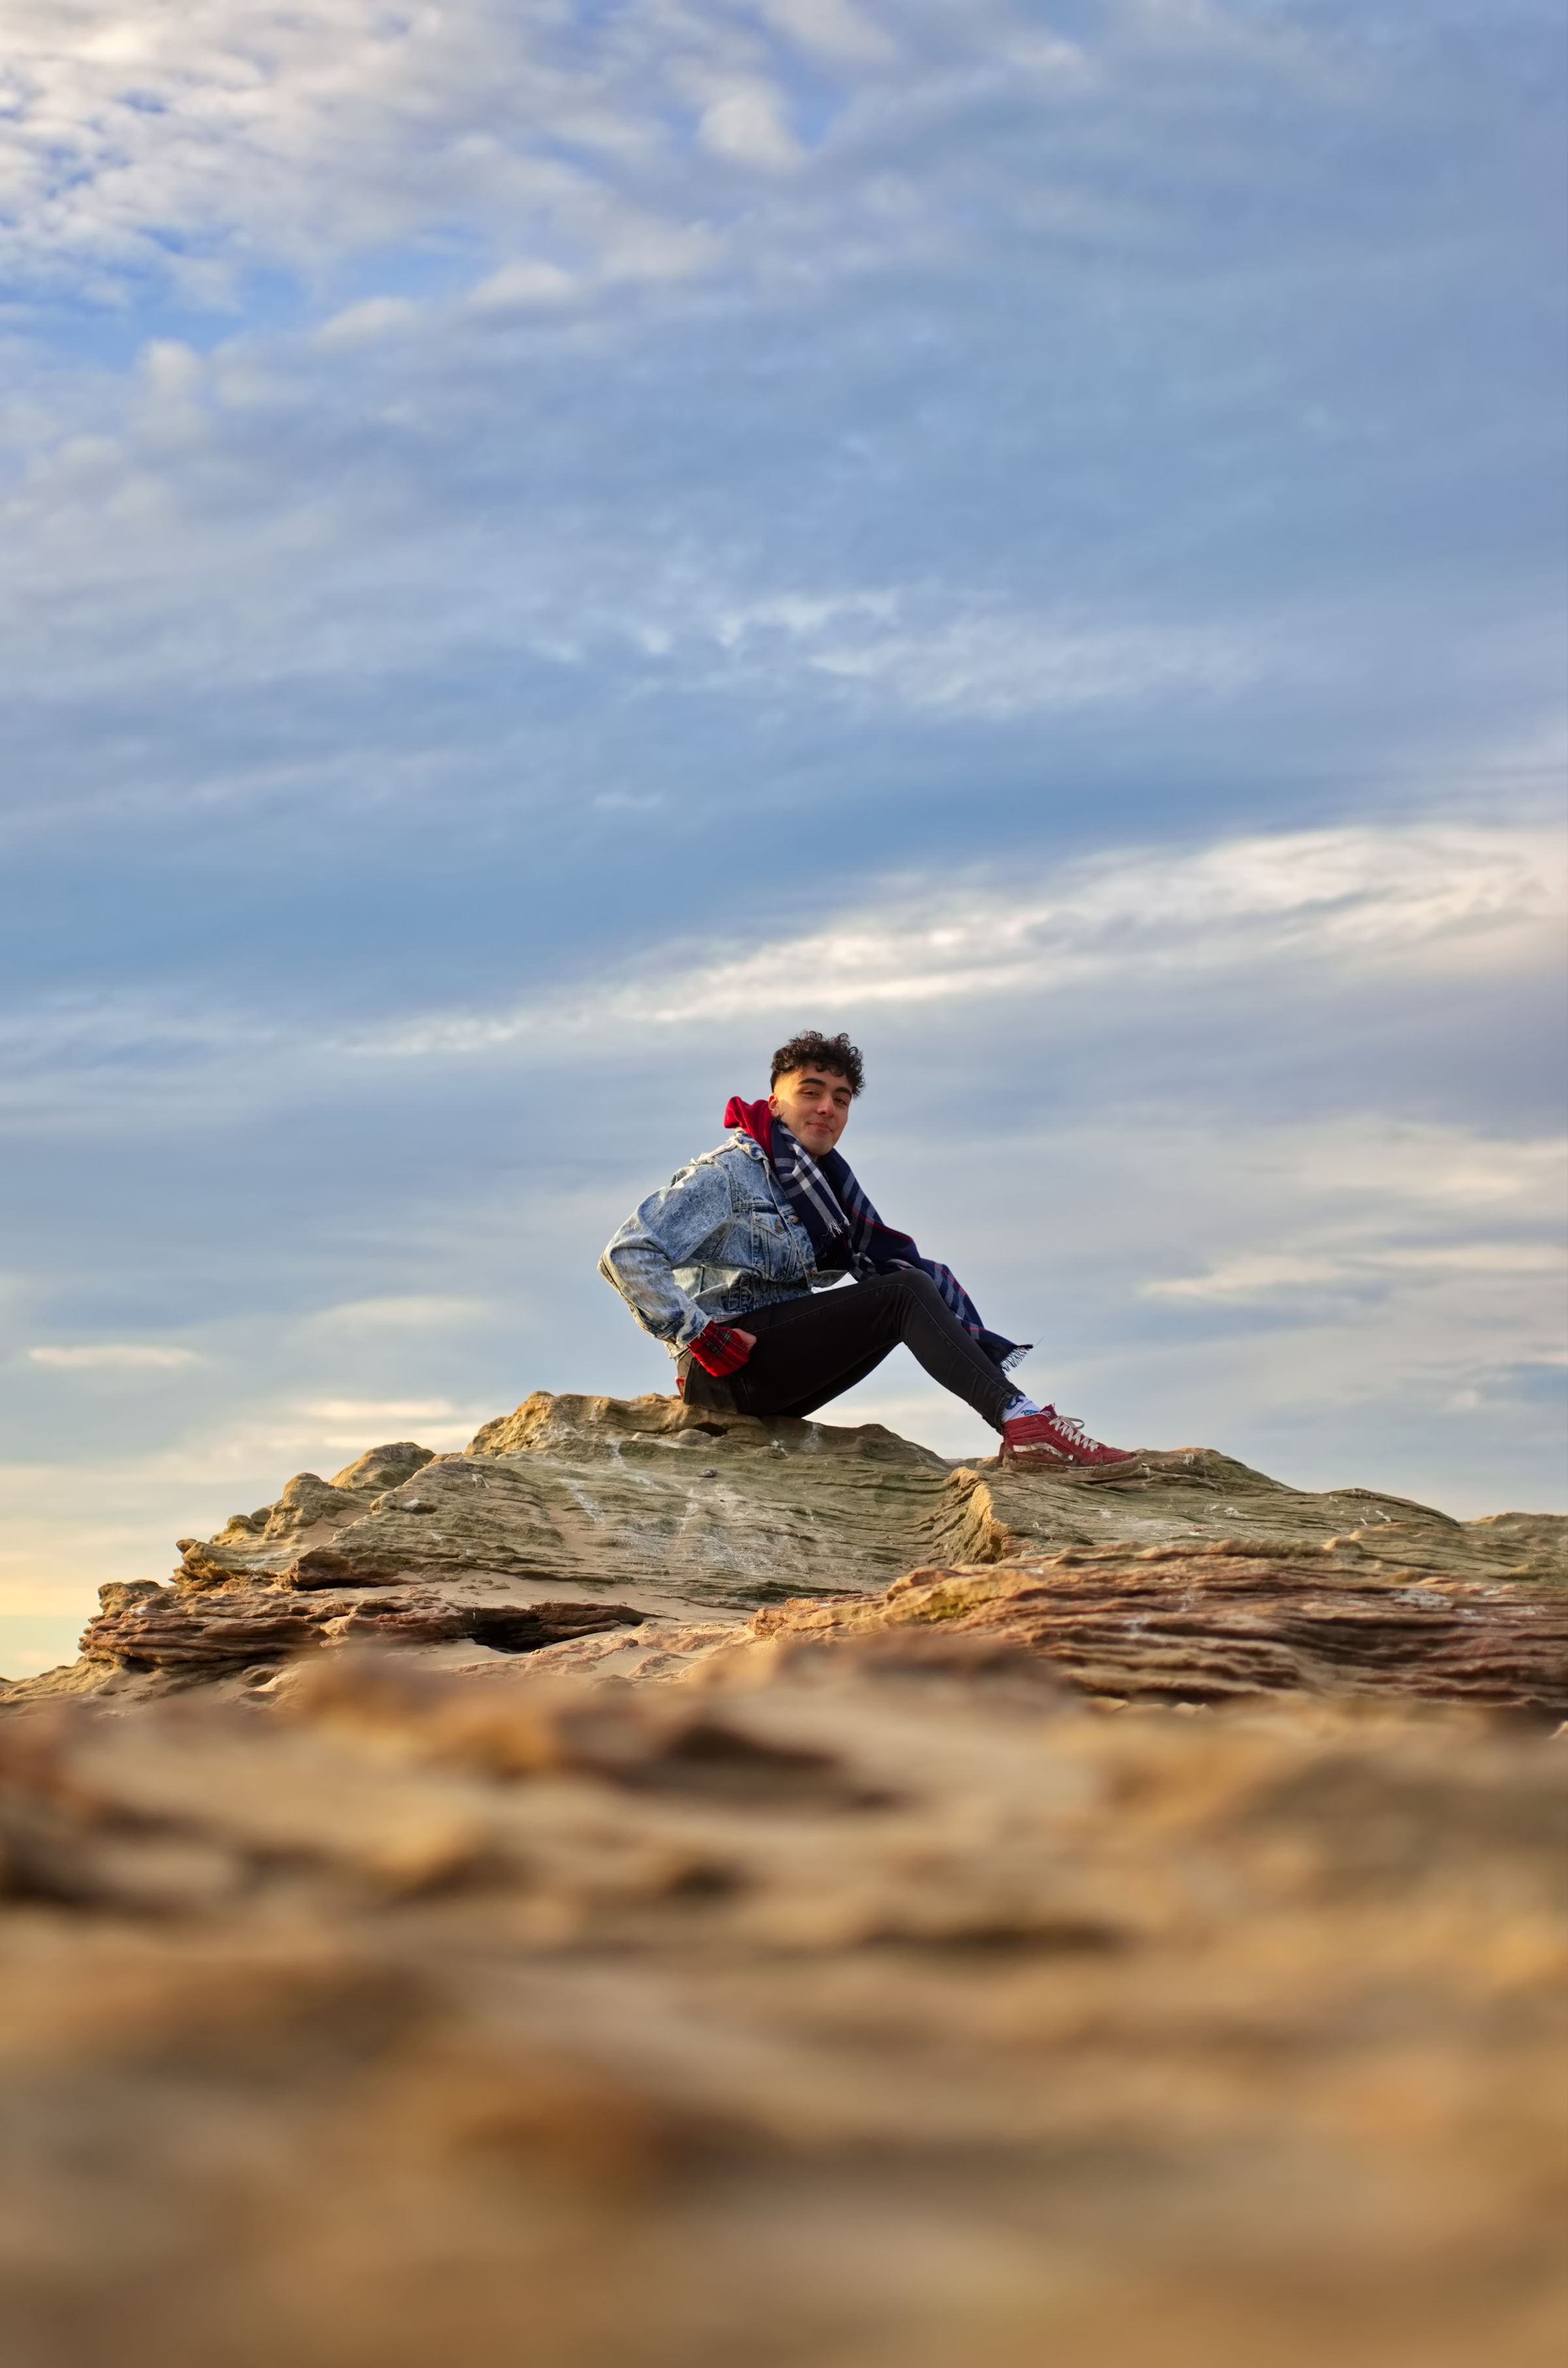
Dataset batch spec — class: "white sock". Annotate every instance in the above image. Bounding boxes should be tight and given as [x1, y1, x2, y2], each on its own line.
[1004, 1392, 1042, 1419]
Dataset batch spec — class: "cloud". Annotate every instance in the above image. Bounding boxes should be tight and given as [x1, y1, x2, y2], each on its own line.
[1146, 1239, 1567, 1302]
[3, 5, 1560, 866]
[0, 991, 286, 1134]
[0, 0, 904, 308]
[315, 296, 424, 346]
[2, 5, 583, 295]
[0, 0, 1364, 327]
[757, 0, 898, 67]
[700, 595, 1260, 718]
[1, 817, 1558, 1155]
[0, 1392, 489, 1618]
[468, 261, 578, 311]
[828, 1105, 1568, 1484]
[295, 1397, 483, 1425]
[3, 427, 1278, 761]
[799, 614, 1255, 716]
[302, 1296, 488, 1333]
[26, 1343, 201, 1370]
[363, 822, 1565, 1056]
[698, 81, 804, 170]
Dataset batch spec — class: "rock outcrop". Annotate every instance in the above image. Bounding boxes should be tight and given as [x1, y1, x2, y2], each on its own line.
[742, 1548, 1568, 1718]
[7, 1391, 1563, 1715]
[1, 1643, 1563, 2367]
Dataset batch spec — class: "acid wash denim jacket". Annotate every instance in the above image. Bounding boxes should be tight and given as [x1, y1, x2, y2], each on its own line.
[599, 1132, 824, 1358]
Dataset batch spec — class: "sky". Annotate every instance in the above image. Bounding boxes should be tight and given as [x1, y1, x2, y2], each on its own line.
[3, 0, 1565, 1677]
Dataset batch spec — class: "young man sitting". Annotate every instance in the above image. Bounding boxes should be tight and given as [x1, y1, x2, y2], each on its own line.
[598, 1029, 1130, 1467]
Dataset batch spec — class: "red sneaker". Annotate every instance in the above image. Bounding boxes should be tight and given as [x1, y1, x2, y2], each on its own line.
[999, 1407, 1133, 1468]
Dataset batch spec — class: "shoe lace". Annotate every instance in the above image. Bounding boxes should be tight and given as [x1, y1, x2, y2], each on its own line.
[1048, 1410, 1094, 1450]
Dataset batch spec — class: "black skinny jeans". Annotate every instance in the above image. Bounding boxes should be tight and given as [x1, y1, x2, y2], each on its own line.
[678, 1270, 1018, 1430]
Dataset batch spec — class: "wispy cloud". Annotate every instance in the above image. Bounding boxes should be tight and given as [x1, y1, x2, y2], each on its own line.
[0, 0, 1074, 308]
[364, 823, 1566, 1055]
[3, 820, 1558, 1135]
[301, 1296, 488, 1333]
[699, 595, 1262, 718]
[25, 1343, 202, 1371]
[3, 0, 1328, 316]
[0, 1396, 487, 1617]
[1147, 1240, 1567, 1302]
[295, 1396, 484, 1426]
[697, 78, 806, 170]
[827, 1108, 1568, 1476]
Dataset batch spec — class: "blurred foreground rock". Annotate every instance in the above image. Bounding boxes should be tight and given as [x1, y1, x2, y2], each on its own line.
[1, 1643, 1565, 2368]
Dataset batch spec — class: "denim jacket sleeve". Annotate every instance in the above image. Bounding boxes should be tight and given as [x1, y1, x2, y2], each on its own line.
[598, 1155, 735, 1351]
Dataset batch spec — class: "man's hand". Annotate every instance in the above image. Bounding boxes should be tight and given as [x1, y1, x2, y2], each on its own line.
[689, 1323, 756, 1377]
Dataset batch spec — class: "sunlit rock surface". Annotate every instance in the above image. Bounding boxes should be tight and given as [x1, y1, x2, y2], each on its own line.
[1, 1644, 1564, 2368]
[6, 1390, 1562, 1712]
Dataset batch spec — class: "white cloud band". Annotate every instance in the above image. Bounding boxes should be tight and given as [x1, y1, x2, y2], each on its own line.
[27, 1343, 201, 1370]
[364, 821, 1567, 1058]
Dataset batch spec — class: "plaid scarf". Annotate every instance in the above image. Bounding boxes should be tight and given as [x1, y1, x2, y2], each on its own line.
[723, 1097, 1028, 1375]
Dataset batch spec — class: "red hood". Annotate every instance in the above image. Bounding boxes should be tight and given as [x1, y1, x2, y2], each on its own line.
[723, 1094, 774, 1158]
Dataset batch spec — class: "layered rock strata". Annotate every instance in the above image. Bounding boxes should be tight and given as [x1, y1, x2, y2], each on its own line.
[6, 1391, 1563, 1711]
[750, 1548, 1568, 1718]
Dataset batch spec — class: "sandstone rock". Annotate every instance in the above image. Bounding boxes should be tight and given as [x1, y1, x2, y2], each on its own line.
[74, 1583, 649, 1684]
[5, 1392, 1562, 1707]
[746, 1545, 1568, 1718]
[0, 1647, 1563, 2366]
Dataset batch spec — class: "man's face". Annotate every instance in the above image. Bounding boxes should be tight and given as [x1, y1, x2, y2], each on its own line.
[769, 1065, 855, 1156]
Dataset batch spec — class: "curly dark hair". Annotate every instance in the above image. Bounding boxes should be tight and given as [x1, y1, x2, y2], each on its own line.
[768, 1030, 864, 1095]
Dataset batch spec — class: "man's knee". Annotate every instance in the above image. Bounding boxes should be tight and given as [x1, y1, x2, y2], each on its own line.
[889, 1267, 945, 1313]
[903, 1266, 943, 1297]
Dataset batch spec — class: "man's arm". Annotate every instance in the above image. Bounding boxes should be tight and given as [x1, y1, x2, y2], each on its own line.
[598, 1158, 737, 1353]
